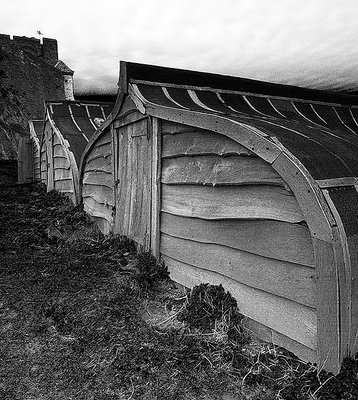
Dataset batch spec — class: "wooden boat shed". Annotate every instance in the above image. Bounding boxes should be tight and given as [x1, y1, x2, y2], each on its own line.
[80, 61, 358, 373]
[40, 100, 113, 203]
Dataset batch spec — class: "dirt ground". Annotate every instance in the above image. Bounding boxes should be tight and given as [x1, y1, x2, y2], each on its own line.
[1, 184, 358, 400]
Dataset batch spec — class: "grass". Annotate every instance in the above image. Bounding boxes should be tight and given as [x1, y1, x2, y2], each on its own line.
[1, 183, 358, 399]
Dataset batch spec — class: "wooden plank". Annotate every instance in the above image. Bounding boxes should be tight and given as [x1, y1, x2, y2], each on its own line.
[110, 123, 116, 223]
[164, 255, 317, 350]
[82, 185, 114, 207]
[138, 133, 151, 248]
[161, 120, 205, 134]
[114, 112, 147, 129]
[113, 127, 122, 234]
[243, 317, 316, 364]
[322, 190, 352, 361]
[53, 157, 70, 170]
[318, 177, 358, 189]
[161, 213, 315, 267]
[82, 170, 113, 188]
[347, 234, 358, 354]
[53, 134, 61, 146]
[83, 196, 113, 223]
[162, 130, 253, 158]
[114, 124, 129, 235]
[130, 133, 141, 241]
[272, 152, 334, 242]
[144, 128, 152, 250]
[94, 138, 112, 148]
[161, 184, 305, 223]
[86, 144, 112, 160]
[95, 131, 113, 147]
[133, 134, 147, 247]
[161, 234, 316, 307]
[151, 118, 161, 258]
[85, 156, 112, 172]
[54, 169, 71, 181]
[53, 144, 66, 158]
[313, 238, 340, 373]
[127, 123, 138, 238]
[47, 131, 54, 191]
[162, 155, 285, 186]
[122, 124, 132, 236]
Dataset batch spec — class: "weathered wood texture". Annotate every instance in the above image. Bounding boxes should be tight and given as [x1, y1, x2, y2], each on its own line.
[29, 121, 42, 182]
[161, 124, 253, 158]
[151, 118, 161, 258]
[161, 234, 316, 307]
[164, 256, 317, 350]
[18, 137, 34, 183]
[161, 213, 315, 267]
[40, 142, 47, 184]
[162, 184, 304, 223]
[348, 234, 358, 354]
[243, 317, 316, 364]
[160, 121, 317, 355]
[162, 155, 285, 186]
[82, 128, 114, 234]
[114, 118, 152, 248]
[40, 125, 53, 189]
[46, 126, 54, 191]
[39, 121, 79, 203]
[313, 238, 340, 372]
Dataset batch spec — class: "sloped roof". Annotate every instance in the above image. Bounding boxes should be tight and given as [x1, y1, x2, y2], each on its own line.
[46, 100, 113, 163]
[54, 60, 74, 75]
[120, 62, 358, 182]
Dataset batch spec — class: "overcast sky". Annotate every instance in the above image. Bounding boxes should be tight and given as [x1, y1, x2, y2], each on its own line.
[1, 0, 358, 95]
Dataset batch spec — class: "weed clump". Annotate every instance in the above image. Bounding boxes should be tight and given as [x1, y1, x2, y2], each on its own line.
[123, 251, 169, 292]
[178, 283, 247, 343]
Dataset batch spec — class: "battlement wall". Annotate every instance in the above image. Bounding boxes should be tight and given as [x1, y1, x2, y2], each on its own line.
[0, 34, 58, 65]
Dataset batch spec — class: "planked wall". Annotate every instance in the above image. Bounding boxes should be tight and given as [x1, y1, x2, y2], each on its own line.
[113, 114, 152, 249]
[33, 136, 41, 182]
[52, 130, 74, 201]
[82, 128, 114, 234]
[40, 122, 77, 203]
[40, 129, 48, 185]
[29, 121, 42, 182]
[159, 120, 317, 360]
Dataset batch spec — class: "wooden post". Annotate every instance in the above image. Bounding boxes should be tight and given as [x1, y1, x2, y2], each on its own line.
[151, 117, 161, 259]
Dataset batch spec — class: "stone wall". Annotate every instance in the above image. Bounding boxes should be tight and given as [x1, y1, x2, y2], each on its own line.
[0, 33, 68, 173]
[0, 34, 65, 120]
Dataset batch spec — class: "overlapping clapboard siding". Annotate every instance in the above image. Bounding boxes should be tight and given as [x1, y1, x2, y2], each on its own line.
[29, 121, 43, 182]
[33, 137, 41, 181]
[52, 133, 74, 200]
[82, 129, 114, 234]
[40, 136, 47, 185]
[160, 120, 317, 357]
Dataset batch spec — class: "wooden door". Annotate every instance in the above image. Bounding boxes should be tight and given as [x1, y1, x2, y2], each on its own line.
[114, 117, 152, 250]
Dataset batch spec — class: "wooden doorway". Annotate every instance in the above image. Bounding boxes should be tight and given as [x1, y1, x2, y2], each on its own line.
[114, 116, 152, 250]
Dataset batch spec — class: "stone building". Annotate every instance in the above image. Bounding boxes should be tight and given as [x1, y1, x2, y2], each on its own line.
[0, 34, 75, 183]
